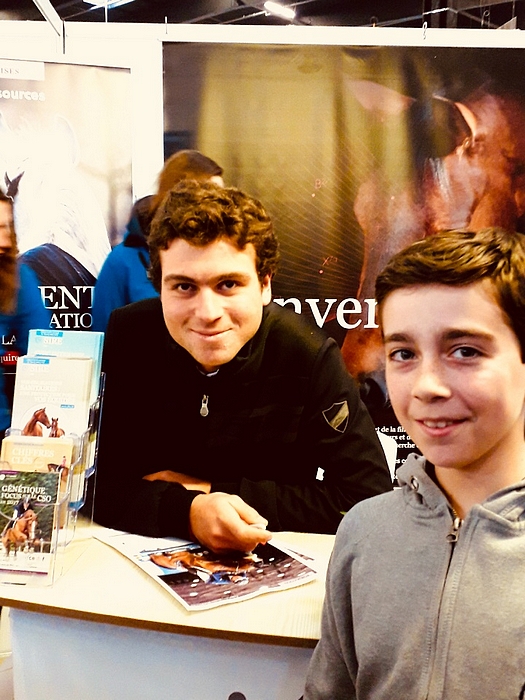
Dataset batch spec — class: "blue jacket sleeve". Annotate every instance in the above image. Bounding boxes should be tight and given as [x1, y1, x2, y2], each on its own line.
[91, 247, 129, 333]
[11, 263, 51, 354]
[92, 244, 158, 333]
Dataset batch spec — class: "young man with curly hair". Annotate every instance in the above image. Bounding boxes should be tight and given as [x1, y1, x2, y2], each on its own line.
[94, 180, 391, 553]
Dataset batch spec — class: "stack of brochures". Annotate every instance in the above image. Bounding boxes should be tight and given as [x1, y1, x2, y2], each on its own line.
[27, 329, 103, 406]
[0, 330, 104, 581]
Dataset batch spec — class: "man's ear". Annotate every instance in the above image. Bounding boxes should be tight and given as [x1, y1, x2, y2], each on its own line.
[261, 275, 272, 305]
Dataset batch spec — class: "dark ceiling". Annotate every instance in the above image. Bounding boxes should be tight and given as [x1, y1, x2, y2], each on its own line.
[1, 0, 524, 30]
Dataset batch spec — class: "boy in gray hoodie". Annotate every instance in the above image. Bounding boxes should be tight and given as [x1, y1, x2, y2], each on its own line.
[304, 228, 525, 700]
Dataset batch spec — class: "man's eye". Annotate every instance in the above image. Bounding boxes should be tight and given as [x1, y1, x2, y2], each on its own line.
[175, 283, 194, 293]
[219, 280, 238, 291]
[388, 348, 414, 362]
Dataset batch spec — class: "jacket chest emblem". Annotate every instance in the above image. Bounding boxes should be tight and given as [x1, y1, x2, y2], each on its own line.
[322, 400, 349, 433]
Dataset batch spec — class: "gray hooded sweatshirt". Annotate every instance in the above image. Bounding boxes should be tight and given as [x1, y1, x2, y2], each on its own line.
[304, 453, 525, 700]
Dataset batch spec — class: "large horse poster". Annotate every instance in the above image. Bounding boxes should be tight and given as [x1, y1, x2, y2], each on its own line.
[163, 42, 525, 468]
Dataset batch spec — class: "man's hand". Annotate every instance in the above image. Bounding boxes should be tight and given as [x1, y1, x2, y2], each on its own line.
[189, 492, 272, 553]
[143, 470, 211, 493]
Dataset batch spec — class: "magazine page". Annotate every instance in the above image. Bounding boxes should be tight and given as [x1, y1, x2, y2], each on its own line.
[95, 530, 318, 611]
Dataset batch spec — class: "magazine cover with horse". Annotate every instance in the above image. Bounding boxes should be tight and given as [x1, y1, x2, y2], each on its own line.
[96, 530, 318, 611]
[0, 469, 60, 574]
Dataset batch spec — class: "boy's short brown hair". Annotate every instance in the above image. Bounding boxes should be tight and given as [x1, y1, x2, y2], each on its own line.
[375, 228, 525, 359]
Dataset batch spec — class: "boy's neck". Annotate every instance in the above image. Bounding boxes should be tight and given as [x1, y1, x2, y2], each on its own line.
[434, 454, 525, 519]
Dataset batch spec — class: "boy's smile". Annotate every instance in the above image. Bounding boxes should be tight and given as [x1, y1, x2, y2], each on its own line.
[382, 281, 525, 493]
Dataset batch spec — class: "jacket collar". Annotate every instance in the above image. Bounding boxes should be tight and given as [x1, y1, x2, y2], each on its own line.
[397, 454, 450, 516]
[397, 453, 525, 523]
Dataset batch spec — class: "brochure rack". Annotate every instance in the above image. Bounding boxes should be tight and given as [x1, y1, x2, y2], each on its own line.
[0, 374, 104, 587]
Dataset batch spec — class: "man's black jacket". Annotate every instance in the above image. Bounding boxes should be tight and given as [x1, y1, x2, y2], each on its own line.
[93, 299, 392, 538]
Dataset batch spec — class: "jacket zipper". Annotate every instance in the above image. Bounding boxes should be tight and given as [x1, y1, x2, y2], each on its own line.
[200, 394, 209, 417]
[425, 512, 463, 699]
[446, 514, 462, 544]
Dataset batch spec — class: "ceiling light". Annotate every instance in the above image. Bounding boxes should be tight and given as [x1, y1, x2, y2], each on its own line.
[83, 0, 135, 8]
[263, 1, 296, 21]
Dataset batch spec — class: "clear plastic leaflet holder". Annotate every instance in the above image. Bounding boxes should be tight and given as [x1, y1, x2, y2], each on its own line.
[0, 373, 104, 586]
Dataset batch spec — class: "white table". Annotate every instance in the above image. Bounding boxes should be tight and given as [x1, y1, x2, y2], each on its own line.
[0, 521, 334, 700]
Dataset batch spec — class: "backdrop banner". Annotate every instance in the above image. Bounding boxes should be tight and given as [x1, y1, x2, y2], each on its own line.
[164, 42, 525, 468]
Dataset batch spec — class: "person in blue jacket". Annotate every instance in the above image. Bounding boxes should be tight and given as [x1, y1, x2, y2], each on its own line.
[91, 195, 154, 333]
[91, 150, 224, 333]
[0, 190, 51, 440]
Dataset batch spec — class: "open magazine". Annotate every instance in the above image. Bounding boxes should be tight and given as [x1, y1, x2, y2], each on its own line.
[95, 530, 318, 611]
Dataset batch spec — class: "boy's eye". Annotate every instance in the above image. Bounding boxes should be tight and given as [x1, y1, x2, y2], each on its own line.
[388, 348, 415, 362]
[451, 345, 481, 359]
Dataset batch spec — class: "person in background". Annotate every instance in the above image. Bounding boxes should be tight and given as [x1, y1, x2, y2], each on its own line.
[304, 228, 525, 700]
[94, 180, 392, 553]
[91, 150, 224, 332]
[0, 190, 50, 442]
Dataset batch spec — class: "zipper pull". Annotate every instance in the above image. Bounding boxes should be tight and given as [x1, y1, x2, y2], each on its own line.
[446, 516, 462, 543]
[200, 394, 209, 417]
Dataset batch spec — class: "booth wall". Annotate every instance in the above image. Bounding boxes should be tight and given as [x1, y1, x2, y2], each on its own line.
[3, 21, 525, 466]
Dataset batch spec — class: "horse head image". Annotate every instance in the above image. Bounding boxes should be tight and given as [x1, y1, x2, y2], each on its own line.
[341, 78, 525, 379]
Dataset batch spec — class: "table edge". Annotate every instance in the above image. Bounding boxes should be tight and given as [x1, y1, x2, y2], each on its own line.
[3, 598, 318, 648]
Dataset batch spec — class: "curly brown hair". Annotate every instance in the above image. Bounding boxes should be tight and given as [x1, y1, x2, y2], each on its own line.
[148, 180, 279, 291]
[375, 228, 525, 359]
